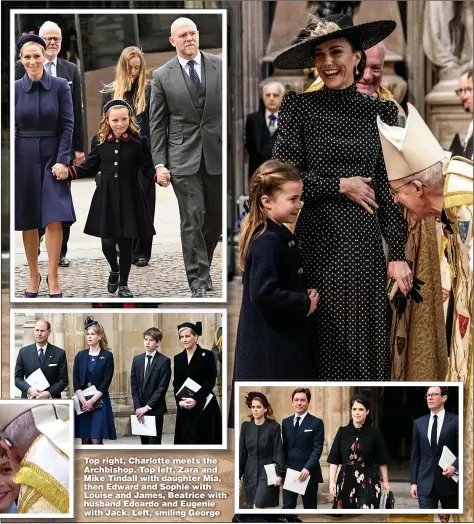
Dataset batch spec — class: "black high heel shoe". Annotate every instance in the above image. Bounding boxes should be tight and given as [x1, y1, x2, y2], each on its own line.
[46, 276, 63, 298]
[24, 275, 41, 298]
[107, 271, 120, 294]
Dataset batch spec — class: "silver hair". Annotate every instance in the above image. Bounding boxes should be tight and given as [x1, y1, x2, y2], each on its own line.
[373, 41, 386, 58]
[2, 411, 40, 459]
[461, 61, 473, 78]
[406, 161, 445, 192]
[259, 78, 286, 98]
[39, 21, 62, 36]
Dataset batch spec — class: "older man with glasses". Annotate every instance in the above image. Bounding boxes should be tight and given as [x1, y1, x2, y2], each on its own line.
[456, 66, 473, 159]
[15, 20, 84, 267]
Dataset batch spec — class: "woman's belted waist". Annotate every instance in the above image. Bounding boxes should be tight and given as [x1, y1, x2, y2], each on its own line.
[15, 130, 59, 138]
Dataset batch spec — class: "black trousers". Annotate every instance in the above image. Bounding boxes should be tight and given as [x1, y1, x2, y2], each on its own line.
[39, 223, 70, 257]
[171, 167, 222, 291]
[139, 414, 164, 445]
[282, 479, 318, 509]
[418, 489, 458, 510]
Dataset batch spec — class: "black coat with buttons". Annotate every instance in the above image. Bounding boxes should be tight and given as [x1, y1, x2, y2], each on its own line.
[68, 130, 156, 238]
[234, 219, 312, 380]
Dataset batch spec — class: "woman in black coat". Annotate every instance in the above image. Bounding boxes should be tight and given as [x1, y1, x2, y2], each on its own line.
[328, 394, 391, 509]
[173, 321, 222, 445]
[101, 46, 154, 267]
[65, 99, 159, 298]
[239, 392, 284, 509]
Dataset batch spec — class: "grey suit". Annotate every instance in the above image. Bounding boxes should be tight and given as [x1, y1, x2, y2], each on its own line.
[149, 51, 222, 292]
[14, 343, 68, 398]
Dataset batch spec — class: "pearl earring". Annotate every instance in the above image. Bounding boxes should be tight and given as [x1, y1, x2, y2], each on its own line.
[355, 66, 359, 76]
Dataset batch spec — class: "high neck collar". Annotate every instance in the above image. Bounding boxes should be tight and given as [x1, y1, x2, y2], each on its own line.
[265, 218, 295, 240]
[21, 71, 52, 92]
[321, 82, 357, 99]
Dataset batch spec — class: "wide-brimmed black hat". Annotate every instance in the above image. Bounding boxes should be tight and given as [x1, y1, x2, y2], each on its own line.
[273, 13, 396, 70]
[16, 34, 46, 55]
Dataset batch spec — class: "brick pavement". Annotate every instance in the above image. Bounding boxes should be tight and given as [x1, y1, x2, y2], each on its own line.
[14, 245, 222, 299]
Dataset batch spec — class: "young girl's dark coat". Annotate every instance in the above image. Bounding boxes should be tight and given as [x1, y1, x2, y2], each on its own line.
[234, 218, 312, 380]
[68, 131, 156, 238]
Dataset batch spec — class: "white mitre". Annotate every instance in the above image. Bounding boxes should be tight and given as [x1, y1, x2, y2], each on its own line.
[377, 102, 447, 181]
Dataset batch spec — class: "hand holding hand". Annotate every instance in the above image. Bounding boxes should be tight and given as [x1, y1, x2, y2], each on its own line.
[340, 176, 379, 214]
[82, 399, 95, 412]
[388, 261, 413, 296]
[155, 166, 171, 187]
[28, 387, 40, 398]
[36, 391, 52, 399]
[52, 163, 68, 180]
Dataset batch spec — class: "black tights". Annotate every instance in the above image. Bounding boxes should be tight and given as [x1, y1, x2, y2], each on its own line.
[82, 438, 103, 445]
[101, 237, 133, 287]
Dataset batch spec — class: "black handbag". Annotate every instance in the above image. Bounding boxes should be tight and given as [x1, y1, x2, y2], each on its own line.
[84, 395, 103, 410]
[385, 490, 395, 509]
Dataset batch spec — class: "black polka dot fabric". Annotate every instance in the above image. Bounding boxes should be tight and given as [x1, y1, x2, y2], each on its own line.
[273, 83, 408, 381]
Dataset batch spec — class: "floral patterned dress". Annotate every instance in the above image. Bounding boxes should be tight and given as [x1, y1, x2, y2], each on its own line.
[327, 423, 391, 509]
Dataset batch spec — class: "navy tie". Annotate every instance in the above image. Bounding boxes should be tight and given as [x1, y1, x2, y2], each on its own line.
[430, 414, 438, 455]
[187, 60, 201, 90]
[38, 347, 44, 366]
[295, 416, 301, 431]
[144, 355, 152, 381]
[268, 114, 277, 134]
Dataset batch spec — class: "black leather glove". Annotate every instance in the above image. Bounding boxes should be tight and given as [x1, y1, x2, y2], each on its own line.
[390, 278, 424, 319]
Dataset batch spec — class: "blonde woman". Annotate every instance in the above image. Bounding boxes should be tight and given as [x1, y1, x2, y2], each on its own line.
[73, 316, 117, 444]
[15, 34, 75, 298]
[101, 46, 155, 267]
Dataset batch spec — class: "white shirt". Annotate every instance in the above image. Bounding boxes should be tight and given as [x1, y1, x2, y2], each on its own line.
[44, 57, 57, 77]
[427, 409, 445, 445]
[265, 109, 279, 130]
[293, 410, 309, 427]
[178, 52, 202, 82]
[144, 350, 157, 378]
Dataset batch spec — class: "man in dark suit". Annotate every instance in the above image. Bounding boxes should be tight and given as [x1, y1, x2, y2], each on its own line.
[410, 386, 459, 509]
[15, 20, 84, 267]
[14, 319, 68, 399]
[150, 17, 222, 298]
[245, 79, 285, 178]
[130, 327, 172, 444]
[456, 66, 473, 159]
[282, 388, 324, 510]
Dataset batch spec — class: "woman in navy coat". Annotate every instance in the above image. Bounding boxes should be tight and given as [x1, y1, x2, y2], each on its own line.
[73, 316, 117, 444]
[14, 35, 75, 298]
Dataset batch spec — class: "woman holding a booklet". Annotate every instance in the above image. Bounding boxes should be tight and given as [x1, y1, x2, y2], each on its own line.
[173, 322, 222, 445]
[73, 316, 117, 444]
[239, 392, 285, 509]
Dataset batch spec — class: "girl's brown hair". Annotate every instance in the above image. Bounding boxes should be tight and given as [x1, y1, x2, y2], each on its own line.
[86, 323, 109, 350]
[97, 105, 141, 142]
[245, 392, 276, 421]
[101, 46, 147, 115]
[238, 160, 301, 271]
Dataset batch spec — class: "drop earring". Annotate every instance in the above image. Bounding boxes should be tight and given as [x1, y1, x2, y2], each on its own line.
[355, 66, 359, 76]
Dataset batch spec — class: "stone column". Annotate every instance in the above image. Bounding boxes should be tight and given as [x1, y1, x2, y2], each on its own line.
[406, 1, 426, 117]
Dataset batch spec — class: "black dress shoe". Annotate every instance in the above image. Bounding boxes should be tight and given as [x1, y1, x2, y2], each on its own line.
[59, 256, 70, 267]
[191, 288, 207, 298]
[107, 271, 120, 294]
[118, 286, 133, 298]
[134, 257, 149, 267]
[207, 278, 214, 291]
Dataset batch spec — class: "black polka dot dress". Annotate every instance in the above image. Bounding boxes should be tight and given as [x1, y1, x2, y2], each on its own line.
[273, 84, 408, 380]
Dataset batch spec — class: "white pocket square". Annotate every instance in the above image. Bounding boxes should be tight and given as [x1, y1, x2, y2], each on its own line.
[68, 81, 73, 84]
[48, 363, 58, 367]
[304, 429, 313, 432]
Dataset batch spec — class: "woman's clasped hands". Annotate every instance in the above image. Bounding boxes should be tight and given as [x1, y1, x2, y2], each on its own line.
[179, 397, 197, 410]
[52, 163, 68, 180]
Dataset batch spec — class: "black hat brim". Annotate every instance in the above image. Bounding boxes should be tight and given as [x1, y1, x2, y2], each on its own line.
[273, 20, 396, 70]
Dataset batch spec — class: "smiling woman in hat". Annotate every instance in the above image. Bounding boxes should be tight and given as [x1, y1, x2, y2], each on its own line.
[15, 34, 75, 299]
[173, 321, 222, 444]
[272, 13, 411, 381]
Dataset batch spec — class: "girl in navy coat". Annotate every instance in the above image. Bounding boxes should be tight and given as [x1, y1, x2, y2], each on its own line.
[73, 316, 117, 444]
[234, 160, 319, 382]
[57, 99, 164, 298]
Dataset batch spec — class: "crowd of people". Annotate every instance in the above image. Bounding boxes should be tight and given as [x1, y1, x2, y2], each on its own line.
[238, 387, 459, 512]
[14, 16, 222, 299]
[14, 318, 222, 446]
